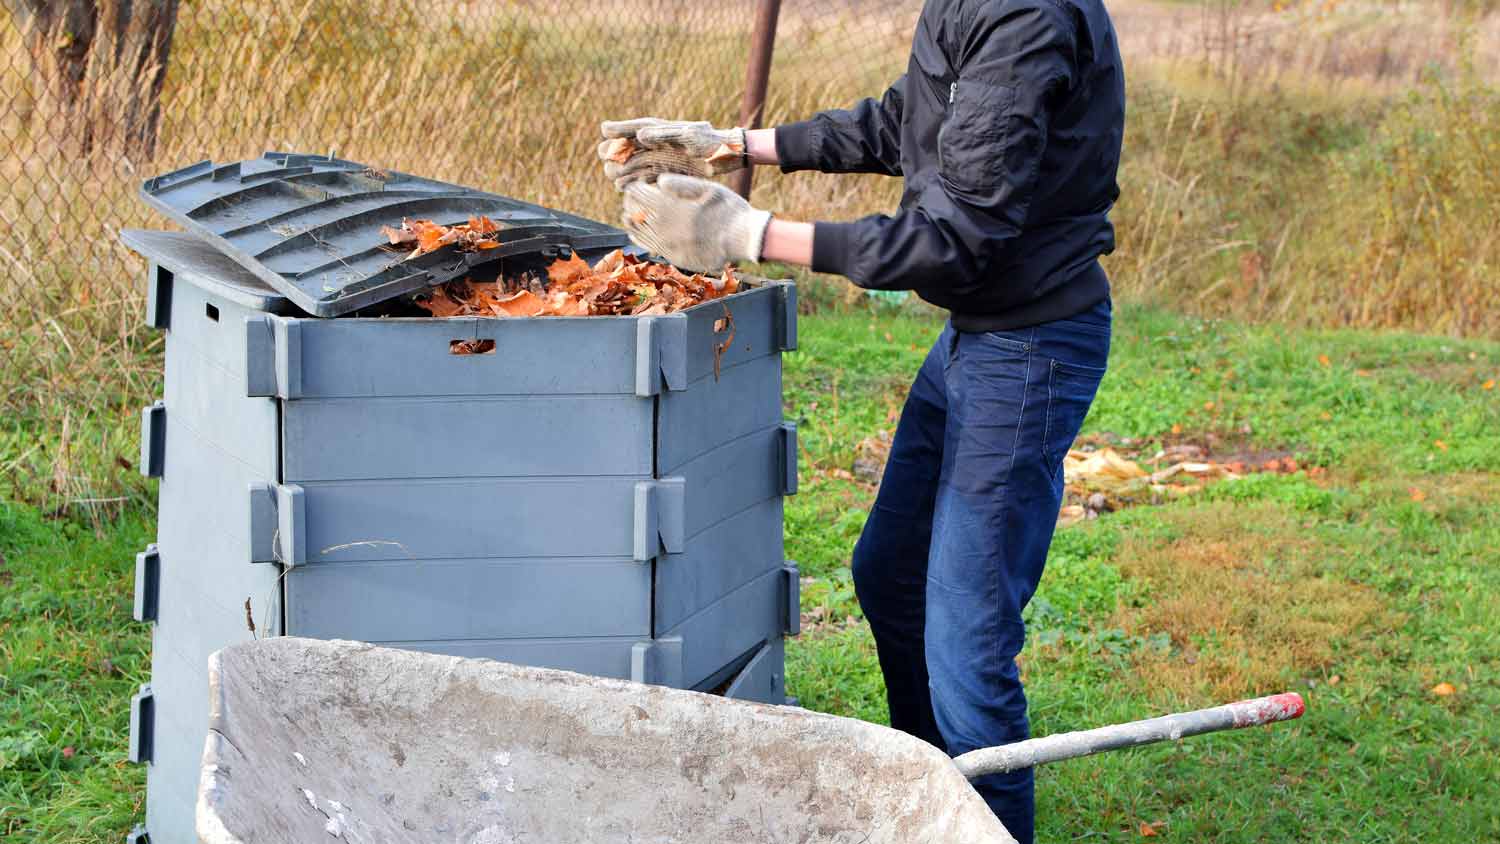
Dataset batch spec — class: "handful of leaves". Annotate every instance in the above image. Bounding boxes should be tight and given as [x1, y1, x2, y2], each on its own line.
[380, 216, 502, 261]
[413, 249, 739, 319]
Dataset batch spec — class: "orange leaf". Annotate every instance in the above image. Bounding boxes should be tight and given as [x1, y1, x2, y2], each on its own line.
[493, 290, 545, 317]
[604, 137, 637, 164]
[1317, 354, 1331, 367]
[547, 253, 592, 287]
[1431, 682, 1456, 696]
[1408, 487, 1426, 502]
[1433, 439, 1448, 452]
[1484, 379, 1496, 391]
[1170, 423, 1183, 435]
[1138, 821, 1161, 837]
[706, 141, 744, 166]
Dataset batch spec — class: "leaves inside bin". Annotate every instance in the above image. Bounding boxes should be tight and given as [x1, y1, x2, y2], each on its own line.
[414, 249, 739, 318]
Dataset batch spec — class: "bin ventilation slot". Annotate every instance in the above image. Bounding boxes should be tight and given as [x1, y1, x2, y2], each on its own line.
[141, 152, 629, 317]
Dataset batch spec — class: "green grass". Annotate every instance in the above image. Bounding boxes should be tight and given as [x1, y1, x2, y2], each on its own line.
[2, 303, 1498, 841]
[780, 304, 1499, 842]
[0, 503, 151, 840]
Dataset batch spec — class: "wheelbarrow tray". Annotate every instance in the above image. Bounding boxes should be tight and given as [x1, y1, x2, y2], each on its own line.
[198, 638, 1013, 843]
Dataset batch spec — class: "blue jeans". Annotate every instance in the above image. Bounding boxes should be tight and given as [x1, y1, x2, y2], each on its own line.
[851, 300, 1111, 844]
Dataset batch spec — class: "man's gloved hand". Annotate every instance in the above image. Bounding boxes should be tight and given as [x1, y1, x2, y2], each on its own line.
[599, 118, 748, 190]
[622, 174, 771, 274]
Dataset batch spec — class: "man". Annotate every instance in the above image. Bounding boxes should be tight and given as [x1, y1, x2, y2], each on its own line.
[600, 1, 1123, 840]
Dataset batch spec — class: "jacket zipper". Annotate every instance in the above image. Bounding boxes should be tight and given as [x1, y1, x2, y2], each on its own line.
[938, 80, 957, 173]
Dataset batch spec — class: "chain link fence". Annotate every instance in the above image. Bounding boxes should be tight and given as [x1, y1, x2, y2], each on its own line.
[4, 0, 1495, 509]
[0, 0, 916, 317]
[0, 0, 920, 469]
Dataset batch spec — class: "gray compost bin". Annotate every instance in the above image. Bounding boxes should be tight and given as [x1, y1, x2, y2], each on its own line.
[121, 153, 800, 844]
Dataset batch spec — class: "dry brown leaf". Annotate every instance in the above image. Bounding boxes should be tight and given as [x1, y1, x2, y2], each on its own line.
[380, 216, 503, 260]
[493, 290, 545, 317]
[604, 137, 637, 164]
[414, 252, 742, 319]
[706, 141, 743, 166]
[547, 253, 592, 286]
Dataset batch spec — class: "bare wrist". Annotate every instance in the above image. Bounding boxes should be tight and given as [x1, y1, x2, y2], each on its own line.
[759, 219, 814, 267]
[745, 128, 779, 166]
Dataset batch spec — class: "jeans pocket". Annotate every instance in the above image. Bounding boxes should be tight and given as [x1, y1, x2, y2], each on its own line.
[1043, 359, 1106, 482]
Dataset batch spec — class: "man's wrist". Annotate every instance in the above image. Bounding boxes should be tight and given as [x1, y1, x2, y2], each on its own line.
[745, 128, 779, 166]
[759, 219, 815, 267]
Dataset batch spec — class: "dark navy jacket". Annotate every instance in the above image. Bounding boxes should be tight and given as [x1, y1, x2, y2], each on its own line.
[775, 0, 1125, 331]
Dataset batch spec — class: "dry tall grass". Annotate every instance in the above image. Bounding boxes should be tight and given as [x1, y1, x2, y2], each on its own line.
[0, 0, 1496, 511]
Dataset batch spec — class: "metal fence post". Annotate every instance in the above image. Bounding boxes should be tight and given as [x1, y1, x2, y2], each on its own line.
[732, 0, 783, 199]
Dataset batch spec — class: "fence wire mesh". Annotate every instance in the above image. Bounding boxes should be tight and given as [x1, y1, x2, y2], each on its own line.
[0, 0, 919, 326]
[4, 0, 1497, 515]
[0, 0, 922, 466]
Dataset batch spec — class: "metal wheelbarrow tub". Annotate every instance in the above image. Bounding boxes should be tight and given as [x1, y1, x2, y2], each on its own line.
[198, 638, 1015, 844]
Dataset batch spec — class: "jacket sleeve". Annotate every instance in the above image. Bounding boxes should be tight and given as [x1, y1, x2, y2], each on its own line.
[809, 4, 1078, 290]
[774, 75, 906, 176]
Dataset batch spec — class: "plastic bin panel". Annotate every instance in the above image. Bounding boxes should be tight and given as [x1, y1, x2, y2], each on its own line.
[163, 336, 279, 478]
[663, 566, 785, 691]
[674, 425, 786, 542]
[285, 557, 650, 641]
[161, 274, 266, 381]
[682, 281, 783, 384]
[292, 477, 642, 562]
[290, 317, 641, 398]
[282, 394, 651, 481]
[723, 639, 786, 704]
[657, 353, 782, 475]
[654, 498, 784, 634]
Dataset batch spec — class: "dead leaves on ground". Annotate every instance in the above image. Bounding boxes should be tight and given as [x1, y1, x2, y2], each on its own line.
[380, 215, 502, 261]
[1057, 444, 1314, 525]
[414, 249, 738, 319]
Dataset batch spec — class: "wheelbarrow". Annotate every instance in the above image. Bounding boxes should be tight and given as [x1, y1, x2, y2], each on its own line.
[195, 638, 1305, 844]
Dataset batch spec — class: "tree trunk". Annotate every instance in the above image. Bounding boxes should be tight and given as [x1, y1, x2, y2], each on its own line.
[4, 0, 180, 157]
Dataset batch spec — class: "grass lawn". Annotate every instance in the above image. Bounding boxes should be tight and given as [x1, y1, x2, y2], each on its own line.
[3, 303, 1498, 841]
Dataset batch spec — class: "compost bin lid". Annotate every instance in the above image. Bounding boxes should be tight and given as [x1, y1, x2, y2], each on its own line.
[139, 152, 629, 317]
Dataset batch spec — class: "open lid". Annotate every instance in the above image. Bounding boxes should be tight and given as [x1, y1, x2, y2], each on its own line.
[140, 152, 629, 317]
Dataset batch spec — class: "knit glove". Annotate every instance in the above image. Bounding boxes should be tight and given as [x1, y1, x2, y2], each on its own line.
[622, 174, 771, 273]
[599, 118, 748, 190]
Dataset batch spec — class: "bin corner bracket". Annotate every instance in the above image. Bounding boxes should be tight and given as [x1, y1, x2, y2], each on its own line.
[635, 315, 688, 397]
[128, 684, 154, 764]
[145, 264, 172, 330]
[245, 315, 303, 398]
[249, 482, 305, 566]
[631, 636, 684, 687]
[133, 544, 160, 623]
[776, 282, 798, 351]
[139, 402, 166, 478]
[634, 478, 685, 561]
[782, 561, 801, 636]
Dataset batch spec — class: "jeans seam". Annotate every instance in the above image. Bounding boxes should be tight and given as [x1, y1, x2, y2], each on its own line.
[990, 327, 1036, 672]
[1042, 359, 1058, 482]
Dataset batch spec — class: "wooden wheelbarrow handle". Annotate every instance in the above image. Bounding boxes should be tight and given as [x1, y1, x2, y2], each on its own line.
[953, 692, 1305, 779]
